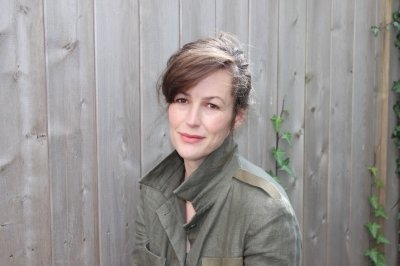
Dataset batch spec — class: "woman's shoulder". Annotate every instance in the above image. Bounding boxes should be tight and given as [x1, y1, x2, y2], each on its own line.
[229, 155, 297, 220]
[231, 155, 287, 200]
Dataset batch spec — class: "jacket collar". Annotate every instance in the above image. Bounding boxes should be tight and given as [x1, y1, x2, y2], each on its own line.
[173, 136, 238, 214]
[139, 136, 238, 266]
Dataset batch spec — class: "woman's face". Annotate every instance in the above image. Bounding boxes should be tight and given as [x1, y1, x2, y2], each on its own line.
[168, 70, 244, 171]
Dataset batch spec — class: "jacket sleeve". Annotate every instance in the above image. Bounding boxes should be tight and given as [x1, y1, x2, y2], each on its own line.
[131, 186, 148, 266]
[243, 198, 302, 266]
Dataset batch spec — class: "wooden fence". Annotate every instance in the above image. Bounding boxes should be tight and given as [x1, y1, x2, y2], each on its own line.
[1, 0, 399, 265]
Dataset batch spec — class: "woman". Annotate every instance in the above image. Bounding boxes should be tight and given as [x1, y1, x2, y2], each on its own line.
[133, 33, 301, 266]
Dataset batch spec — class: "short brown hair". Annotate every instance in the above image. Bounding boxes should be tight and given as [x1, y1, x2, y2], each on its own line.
[158, 32, 252, 114]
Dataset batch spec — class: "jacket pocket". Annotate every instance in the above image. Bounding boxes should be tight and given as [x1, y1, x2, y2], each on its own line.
[201, 257, 243, 266]
[136, 243, 166, 266]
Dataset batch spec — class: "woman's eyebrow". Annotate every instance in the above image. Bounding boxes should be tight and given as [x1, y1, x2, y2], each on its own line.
[203, 96, 226, 104]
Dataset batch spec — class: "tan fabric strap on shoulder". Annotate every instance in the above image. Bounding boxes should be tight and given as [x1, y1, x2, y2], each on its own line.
[233, 168, 281, 199]
[202, 257, 243, 266]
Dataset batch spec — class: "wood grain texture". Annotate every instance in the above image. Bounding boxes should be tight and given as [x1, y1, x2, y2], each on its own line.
[139, 0, 179, 175]
[44, 0, 99, 264]
[95, 0, 141, 264]
[385, 2, 400, 265]
[247, 0, 278, 172]
[376, 0, 392, 228]
[277, 0, 306, 230]
[0, 1, 398, 265]
[327, 0, 355, 264]
[303, 0, 332, 264]
[181, 0, 216, 44]
[349, 0, 379, 265]
[0, 0, 51, 265]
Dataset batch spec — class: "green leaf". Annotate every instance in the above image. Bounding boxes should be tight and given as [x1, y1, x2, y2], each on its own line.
[396, 159, 400, 175]
[391, 125, 400, 148]
[368, 166, 378, 177]
[271, 115, 283, 133]
[281, 157, 290, 167]
[365, 248, 380, 265]
[375, 177, 384, 189]
[375, 205, 389, 219]
[369, 195, 379, 210]
[376, 234, 390, 245]
[393, 80, 400, 93]
[395, 38, 400, 49]
[371, 26, 380, 37]
[272, 148, 286, 165]
[282, 131, 292, 145]
[279, 164, 295, 177]
[393, 21, 400, 31]
[376, 252, 387, 266]
[393, 101, 400, 119]
[366, 222, 381, 239]
[393, 11, 400, 23]
[366, 249, 387, 266]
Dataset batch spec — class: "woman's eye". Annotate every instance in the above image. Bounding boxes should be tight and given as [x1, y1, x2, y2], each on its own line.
[207, 103, 220, 110]
[174, 98, 187, 104]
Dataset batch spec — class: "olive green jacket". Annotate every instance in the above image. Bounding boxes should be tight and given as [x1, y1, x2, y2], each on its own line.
[132, 137, 301, 266]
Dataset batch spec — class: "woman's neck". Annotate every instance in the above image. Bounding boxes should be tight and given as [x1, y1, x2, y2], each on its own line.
[183, 159, 204, 180]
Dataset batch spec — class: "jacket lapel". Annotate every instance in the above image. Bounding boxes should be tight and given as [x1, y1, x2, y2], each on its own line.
[156, 197, 186, 266]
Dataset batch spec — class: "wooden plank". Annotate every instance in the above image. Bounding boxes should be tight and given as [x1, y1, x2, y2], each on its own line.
[140, 0, 179, 174]
[376, 0, 392, 225]
[327, 0, 355, 265]
[386, 64, 400, 266]
[44, 0, 99, 265]
[0, 0, 51, 265]
[216, 0, 249, 156]
[375, 3, 399, 265]
[349, 0, 379, 264]
[277, 0, 306, 236]
[95, 0, 141, 264]
[385, 2, 400, 265]
[247, 0, 278, 173]
[303, 0, 332, 264]
[181, 0, 215, 44]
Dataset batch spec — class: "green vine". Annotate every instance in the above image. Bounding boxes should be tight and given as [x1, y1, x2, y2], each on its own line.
[392, 8, 400, 257]
[371, 6, 400, 258]
[267, 99, 295, 183]
[365, 167, 390, 266]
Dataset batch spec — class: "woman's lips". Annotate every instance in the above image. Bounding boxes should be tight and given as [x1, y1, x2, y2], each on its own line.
[179, 132, 205, 144]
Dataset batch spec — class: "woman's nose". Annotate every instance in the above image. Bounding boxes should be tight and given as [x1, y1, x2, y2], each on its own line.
[186, 105, 201, 127]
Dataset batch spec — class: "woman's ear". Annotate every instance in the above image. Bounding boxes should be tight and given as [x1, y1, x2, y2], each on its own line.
[233, 108, 246, 129]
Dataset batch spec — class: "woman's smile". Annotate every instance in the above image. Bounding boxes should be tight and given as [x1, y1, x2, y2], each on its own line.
[179, 132, 205, 144]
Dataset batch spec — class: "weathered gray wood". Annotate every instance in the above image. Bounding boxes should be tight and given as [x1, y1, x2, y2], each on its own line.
[349, 0, 379, 265]
[0, 1, 399, 265]
[247, 0, 278, 171]
[139, 0, 179, 174]
[216, 0, 249, 157]
[277, 0, 306, 232]
[95, 0, 141, 264]
[44, 0, 99, 265]
[181, 0, 216, 44]
[0, 0, 51, 265]
[303, 0, 332, 264]
[385, 2, 400, 264]
[327, 0, 355, 264]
